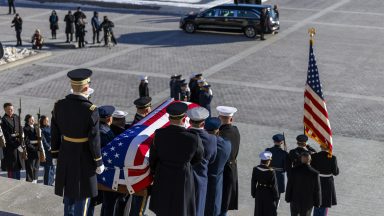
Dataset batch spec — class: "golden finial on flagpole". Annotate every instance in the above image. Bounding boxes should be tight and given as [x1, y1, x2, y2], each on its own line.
[308, 27, 316, 44]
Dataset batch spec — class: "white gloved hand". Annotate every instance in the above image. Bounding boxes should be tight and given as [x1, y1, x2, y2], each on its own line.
[52, 159, 57, 166]
[17, 146, 23, 152]
[96, 164, 105, 174]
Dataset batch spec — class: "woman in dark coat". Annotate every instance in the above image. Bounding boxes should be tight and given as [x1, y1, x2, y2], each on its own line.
[64, 10, 75, 42]
[251, 151, 279, 216]
[23, 114, 40, 183]
[40, 115, 55, 186]
[49, 10, 59, 39]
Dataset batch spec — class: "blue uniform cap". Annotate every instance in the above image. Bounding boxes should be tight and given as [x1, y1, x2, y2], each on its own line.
[204, 117, 221, 131]
[187, 107, 209, 121]
[272, 134, 284, 142]
[98, 105, 115, 118]
[296, 134, 308, 142]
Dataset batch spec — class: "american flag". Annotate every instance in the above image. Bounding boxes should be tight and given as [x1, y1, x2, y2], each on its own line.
[303, 40, 333, 156]
[98, 98, 199, 194]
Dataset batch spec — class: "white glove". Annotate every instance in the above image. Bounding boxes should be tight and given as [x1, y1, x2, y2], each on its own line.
[17, 146, 23, 152]
[96, 164, 105, 174]
[52, 159, 57, 166]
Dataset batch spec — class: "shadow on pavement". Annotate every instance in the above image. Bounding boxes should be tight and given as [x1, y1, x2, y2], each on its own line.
[0, 211, 22, 216]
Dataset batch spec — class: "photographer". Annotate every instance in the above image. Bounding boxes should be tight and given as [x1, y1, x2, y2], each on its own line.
[99, 16, 117, 46]
[31, 29, 44, 50]
[11, 13, 23, 46]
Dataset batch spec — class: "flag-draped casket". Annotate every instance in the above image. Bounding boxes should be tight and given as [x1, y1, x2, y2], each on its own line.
[97, 99, 199, 194]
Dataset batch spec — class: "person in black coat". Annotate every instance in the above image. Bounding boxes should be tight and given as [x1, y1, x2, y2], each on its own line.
[51, 69, 104, 215]
[40, 115, 55, 186]
[251, 151, 279, 216]
[23, 114, 41, 183]
[179, 80, 190, 101]
[217, 106, 240, 215]
[169, 74, 177, 98]
[77, 17, 87, 48]
[1, 103, 23, 180]
[139, 76, 149, 98]
[285, 152, 321, 216]
[11, 14, 22, 46]
[8, 0, 16, 14]
[131, 97, 152, 126]
[287, 134, 317, 177]
[49, 10, 59, 39]
[189, 73, 202, 103]
[99, 16, 117, 45]
[311, 146, 339, 216]
[149, 102, 204, 216]
[187, 107, 217, 216]
[259, 8, 267, 40]
[73, 7, 86, 42]
[198, 83, 213, 116]
[64, 11, 75, 43]
[172, 74, 182, 100]
[265, 134, 288, 200]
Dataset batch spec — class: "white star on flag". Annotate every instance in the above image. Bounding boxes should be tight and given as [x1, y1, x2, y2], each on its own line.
[114, 153, 119, 158]
[108, 159, 112, 164]
[103, 152, 108, 156]
[110, 146, 115, 151]
[118, 142, 123, 146]
[102, 177, 106, 181]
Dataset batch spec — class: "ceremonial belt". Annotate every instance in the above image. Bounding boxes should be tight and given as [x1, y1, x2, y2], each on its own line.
[29, 140, 38, 144]
[319, 174, 333, 178]
[257, 183, 272, 188]
[63, 136, 89, 143]
[11, 134, 17, 137]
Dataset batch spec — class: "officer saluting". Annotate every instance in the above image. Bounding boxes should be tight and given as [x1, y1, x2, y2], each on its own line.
[51, 69, 104, 215]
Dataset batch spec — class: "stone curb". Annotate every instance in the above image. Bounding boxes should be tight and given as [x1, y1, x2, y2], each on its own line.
[0, 51, 52, 72]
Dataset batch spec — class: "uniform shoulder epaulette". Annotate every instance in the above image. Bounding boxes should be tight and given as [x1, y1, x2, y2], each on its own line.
[89, 104, 97, 111]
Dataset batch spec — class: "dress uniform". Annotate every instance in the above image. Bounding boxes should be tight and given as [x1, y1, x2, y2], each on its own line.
[23, 115, 40, 183]
[139, 76, 149, 98]
[179, 80, 190, 101]
[169, 74, 177, 98]
[172, 75, 182, 100]
[149, 102, 204, 216]
[190, 73, 203, 104]
[204, 117, 231, 216]
[111, 110, 128, 136]
[131, 97, 152, 126]
[287, 134, 317, 177]
[187, 107, 217, 216]
[265, 134, 288, 197]
[198, 83, 213, 116]
[311, 149, 339, 216]
[217, 106, 240, 215]
[51, 69, 104, 216]
[251, 151, 279, 216]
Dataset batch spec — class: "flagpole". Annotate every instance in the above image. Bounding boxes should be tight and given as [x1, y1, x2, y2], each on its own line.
[308, 27, 316, 46]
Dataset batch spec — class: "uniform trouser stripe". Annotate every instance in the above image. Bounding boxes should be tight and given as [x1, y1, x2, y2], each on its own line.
[83, 198, 89, 216]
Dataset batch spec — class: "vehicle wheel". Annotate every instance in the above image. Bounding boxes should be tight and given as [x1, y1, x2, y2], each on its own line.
[244, 26, 256, 38]
[184, 22, 196, 33]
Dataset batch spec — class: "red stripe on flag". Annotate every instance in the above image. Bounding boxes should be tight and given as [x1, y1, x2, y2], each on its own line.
[303, 117, 330, 145]
[128, 166, 150, 177]
[304, 90, 329, 118]
[304, 103, 332, 135]
[132, 174, 153, 193]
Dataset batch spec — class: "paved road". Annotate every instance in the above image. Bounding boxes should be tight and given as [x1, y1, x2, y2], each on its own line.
[0, 0, 383, 215]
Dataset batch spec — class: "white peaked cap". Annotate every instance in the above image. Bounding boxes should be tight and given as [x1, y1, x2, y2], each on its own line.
[216, 106, 237, 117]
[187, 107, 209, 121]
[259, 151, 272, 160]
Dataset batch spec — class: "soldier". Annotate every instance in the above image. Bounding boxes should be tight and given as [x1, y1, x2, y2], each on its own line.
[199, 82, 213, 116]
[11, 13, 22, 46]
[287, 134, 317, 175]
[204, 117, 231, 216]
[285, 152, 321, 216]
[179, 80, 190, 101]
[51, 69, 104, 215]
[149, 102, 204, 216]
[217, 106, 240, 216]
[311, 145, 339, 216]
[190, 74, 203, 104]
[23, 114, 40, 183]
[172, 74, 182, 100]
[131, 97, 152, 126]
[40, 115, 55, 186]
[111, 110, 128, 135]
[1, 103, 23, 180]
[187, 107, 217, 216]
[259, 8, 267, 41]
[91, 11, 101, 44]
[169, 74, 177, 98]
[139, 75, 149, 98]
[8, 0, 16, 14]
[64, 11, 75, 43]
[99, 16, 117, 46]
[265, 134, 288, 200]
[251, 151, 279, 216]
[73, 7, 86, 42]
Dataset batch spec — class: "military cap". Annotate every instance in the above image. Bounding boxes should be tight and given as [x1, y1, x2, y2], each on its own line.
[175, 74, 182, 79]
[197, 79, 205, 84]
[216, 106, 237, 117]
[204, 117, 221, 131]
[112, 110, 128, 118]
[171, 74, 177, 79]
[67, 68, 92, 86]
[195, 73, 203, 78]
[259, 151, 272, 160]
[187, 107, 209, 122]
[166, 102, 188, 118]
[134, 97, 152, 109]
[296, 134, 308, 143]
[272, 134, 284, 142]
[203, 82, 211, 88]
[140, 75, 148, 81]
[181, 81, 188, 86]
[98, 105, 115, 118]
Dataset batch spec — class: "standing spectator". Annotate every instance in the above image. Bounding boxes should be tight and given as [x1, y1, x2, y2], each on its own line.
[73, 7, 86, 42]
[11, 13, 22, 46]
[204, 117, 231, 216]
[40, 115, 55, 186]
[187, 107, 217, 216]
[64, 11, 75, 43]
[77, 17, 86, 48]
[49, 10, 59, 39]
[199, 82, 213, 116]
[99, 16, 117, 46]
[251, 151, 279, 216]
[285, 152, 321, 216]
[217, 106, 240, 216]
[139, 75, 149, 98]
[23, 114, 40, 183]
[31, 29, 44, 50]
[259, 8, 267, 40]
[91, 11, 101, 44]
[1, 103, 23, 180]
[149, 102, 204, 216]
[8, 0, 16, 14]
[311, 146, 339, 216]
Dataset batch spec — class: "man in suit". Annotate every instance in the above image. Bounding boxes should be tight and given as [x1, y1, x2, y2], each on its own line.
[51, 69, 104, 216]
[285, 152, 321, 216]
[204, 117, 231, 216]
[187, 107, 217, 216]
[311, 145, 339, 216]
[149, 102, 204, 216]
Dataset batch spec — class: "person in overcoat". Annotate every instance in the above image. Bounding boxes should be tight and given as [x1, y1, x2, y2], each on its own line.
[149, 102, 204, 216]
[49, 10, 59, 39]
[23, 114, 40, 183]
[139, 76, 149, 98]
[40, 115, 55, 186]
[251, 151, 279, 216]
[311, 145, 339, 216]
[64, 11, 75, 42]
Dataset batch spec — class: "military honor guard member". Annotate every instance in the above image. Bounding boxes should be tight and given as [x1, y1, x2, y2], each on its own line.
[198, 82, 213, 116]
[139, 75, 149, 98]
[187, 107, 217, 216]
[204, 117, 231, 216]
[251, 151, 279, 216]
[131, 97, 152, 126]
[285, 152, 321, 216]
[51, 68, 104, 216]
[172, 74, 183, 100]
[179, 80, 191, 101]
[265, 134, 289, 199]
[189, 73, 203, 104]
[287, 134, 317, 176]
[217, 106, 240, 216]
[311, 146, 339, 216]
[111, 110, 128, 136]
[149, 102, 204, 216]
[169, 74, 177, 98]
